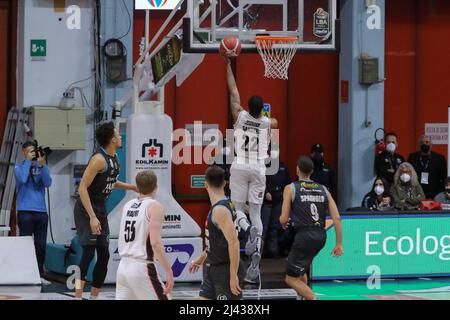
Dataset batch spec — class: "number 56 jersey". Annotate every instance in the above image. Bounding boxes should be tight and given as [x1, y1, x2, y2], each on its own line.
[118, 197, 156, 261]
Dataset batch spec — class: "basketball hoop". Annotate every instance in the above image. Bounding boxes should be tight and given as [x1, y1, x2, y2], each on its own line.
[255, 36, 298, 80]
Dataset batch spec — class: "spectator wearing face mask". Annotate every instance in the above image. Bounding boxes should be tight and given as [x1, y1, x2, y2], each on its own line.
[390, 162, 425, 211]
[310, 144, 336, 194]
[407, 135, 447, 199]
[374, 132, 405, 185]
[362, 177, 394, 212]
[434, 177, 450, 206]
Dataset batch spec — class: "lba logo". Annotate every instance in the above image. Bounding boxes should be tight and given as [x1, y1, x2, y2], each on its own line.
[148, 0, 168, 8]
[142, 139, 163, 158]
[135, 0, 178, 10]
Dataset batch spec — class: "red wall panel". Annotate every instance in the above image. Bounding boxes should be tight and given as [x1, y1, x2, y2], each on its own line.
[386, 0, 450, 160]
[385, 0, 417, 158]
[173, 54, 229, 197]
[415, 0, 450, 157]
[287, 54, 339, 176]
[0, 2, 8, 143]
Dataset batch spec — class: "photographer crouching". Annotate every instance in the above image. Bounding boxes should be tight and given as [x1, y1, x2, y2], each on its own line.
[14, 141, 52, 281]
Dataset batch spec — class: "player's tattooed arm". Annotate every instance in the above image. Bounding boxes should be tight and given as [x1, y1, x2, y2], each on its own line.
[280, 184, 293, 229]
[225, 58, 243, 123]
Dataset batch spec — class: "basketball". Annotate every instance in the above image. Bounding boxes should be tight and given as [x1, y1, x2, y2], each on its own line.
[219, 36, 241, 58]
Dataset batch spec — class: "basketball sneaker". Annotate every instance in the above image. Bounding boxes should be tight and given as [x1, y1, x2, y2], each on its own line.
[244, 251, 261, 284]
[245, 226, 260, 256]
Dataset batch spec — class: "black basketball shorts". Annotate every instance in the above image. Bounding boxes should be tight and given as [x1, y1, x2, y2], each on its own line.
[286, 227, 327, 277]
[199, 261, 245, 300]
[74, 199, 110, 247]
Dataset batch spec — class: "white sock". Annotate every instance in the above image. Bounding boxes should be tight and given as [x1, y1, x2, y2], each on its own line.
[89, 295, 99, 300]
[249, 203, 263, 251]
[235, 210, 251, 232]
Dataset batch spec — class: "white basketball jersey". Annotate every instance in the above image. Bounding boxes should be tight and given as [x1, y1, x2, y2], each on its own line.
[118, 197, 157, 262]
[233, 110, 271, 165]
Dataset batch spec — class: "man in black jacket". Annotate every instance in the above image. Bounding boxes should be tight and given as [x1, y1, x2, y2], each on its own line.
[374, 132, 405, 185]
[261, 160, 291, 258]
[310, 144, 336, 194]
[408, 135, 447, 199]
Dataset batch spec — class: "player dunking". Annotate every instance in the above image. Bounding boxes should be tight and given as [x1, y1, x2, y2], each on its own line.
[74, 122, 137, 300]
[280, 156, 343, 300]
[116, 170, 173, 300]
[225, 58, 278, 283]
[189, 166, 244, 300]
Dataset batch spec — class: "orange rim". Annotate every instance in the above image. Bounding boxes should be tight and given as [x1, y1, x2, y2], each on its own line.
[255, 36, 298, 42]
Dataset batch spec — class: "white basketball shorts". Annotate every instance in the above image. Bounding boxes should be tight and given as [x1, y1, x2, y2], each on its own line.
[116, 257, 170, 300]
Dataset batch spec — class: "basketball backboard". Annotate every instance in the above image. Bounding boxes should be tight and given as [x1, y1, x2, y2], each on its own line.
[183, 0, 339, 53]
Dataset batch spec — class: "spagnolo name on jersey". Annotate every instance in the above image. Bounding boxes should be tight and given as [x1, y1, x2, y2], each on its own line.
[300, 195, 326, 203]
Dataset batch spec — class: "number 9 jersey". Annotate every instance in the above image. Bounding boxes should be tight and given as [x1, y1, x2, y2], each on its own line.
[291, 179, 329, 229]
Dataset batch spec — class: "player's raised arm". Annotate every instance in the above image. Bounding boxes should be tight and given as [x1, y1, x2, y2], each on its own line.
[225, 58, 243, 124]
[270, 117, 278, 129]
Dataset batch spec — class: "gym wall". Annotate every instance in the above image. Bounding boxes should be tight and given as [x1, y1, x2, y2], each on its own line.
[0, 0, 15, 146]
[385, 0, 450, 160]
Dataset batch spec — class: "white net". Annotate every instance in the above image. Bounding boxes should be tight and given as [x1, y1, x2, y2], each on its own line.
[256, 37, 298, 80]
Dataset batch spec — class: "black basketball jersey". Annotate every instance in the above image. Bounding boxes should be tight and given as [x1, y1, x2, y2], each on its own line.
[291, 179, 329, 228]
[205, 198, 237, 266]
[87, 148, 120, 203]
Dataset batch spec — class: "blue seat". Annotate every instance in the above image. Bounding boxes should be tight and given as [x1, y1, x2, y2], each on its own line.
[45, 236, 95, 281]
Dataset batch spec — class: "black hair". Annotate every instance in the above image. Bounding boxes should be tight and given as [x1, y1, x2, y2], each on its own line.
[297, 156, 314, 175]
[205, 165, 225, 189]
[22, 141, 36, 150]
[371, 176, 390, 192]
[384, 132, 398, 141]
[446, 177, 450, 186]
[95, 122, 116, 148]
[248, 95, 264, 118]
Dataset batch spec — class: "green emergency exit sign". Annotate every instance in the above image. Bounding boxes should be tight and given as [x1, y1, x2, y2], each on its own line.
[191, 175, 206, 189]
[30, 39, 47, 58]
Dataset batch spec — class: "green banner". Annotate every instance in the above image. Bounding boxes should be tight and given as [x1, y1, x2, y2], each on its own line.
[312, 214, 450, 280]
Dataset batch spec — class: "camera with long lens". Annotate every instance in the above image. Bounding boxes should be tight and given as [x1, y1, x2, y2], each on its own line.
[32, 140, 52, 161]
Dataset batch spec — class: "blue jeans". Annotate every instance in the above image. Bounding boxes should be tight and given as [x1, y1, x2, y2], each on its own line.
[17, 211, 48, 276]
[261, 201, 282, 256]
